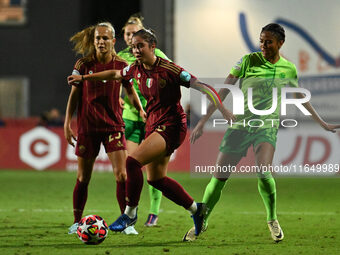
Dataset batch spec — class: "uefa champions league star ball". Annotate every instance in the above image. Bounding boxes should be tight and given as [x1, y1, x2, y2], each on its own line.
[76, 215, 108, 245]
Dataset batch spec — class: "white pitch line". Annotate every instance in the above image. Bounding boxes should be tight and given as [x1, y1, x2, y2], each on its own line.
[0, 208, 337, 216]
[235, 211, 338, 216]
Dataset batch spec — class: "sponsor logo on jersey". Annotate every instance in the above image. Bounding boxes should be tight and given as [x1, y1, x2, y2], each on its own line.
[279, 72, 286, 79]
[159, 79, 167, 88]
[233, 57, 243, 70]
[122, 65, 131, 76]
[156, 125, 166, 132]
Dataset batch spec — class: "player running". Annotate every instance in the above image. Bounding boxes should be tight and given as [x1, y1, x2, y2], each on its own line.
[118, 14, 170, 227]
[68, 28, 235, 238]
[183, 23, 340, 242]
[65, 22, 144, 234]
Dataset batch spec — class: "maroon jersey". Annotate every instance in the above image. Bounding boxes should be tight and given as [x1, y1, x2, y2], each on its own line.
[120, 57, 195, 132]
[73, 56, 131, 134]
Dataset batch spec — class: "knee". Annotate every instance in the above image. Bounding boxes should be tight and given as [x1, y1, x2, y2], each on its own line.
[126, 156, 142, 169]
[147, 178, 165, 189]
[216, 177, 228, 182]
[77, 172, 91, 183]
[114, 168, 127, 182]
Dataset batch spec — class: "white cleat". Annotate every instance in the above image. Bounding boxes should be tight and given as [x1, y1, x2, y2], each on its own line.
[183, 222, 208, 242]
[183, 226, 196, 242]
[68, 222, 79, 234]
[122, 225, 139, 235]
[267, 220, 284, 242]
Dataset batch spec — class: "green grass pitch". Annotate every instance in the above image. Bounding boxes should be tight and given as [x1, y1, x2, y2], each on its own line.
[0, 170, 339, 255]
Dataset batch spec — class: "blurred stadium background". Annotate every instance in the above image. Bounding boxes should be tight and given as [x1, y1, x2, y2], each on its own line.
[0, 0, 339, 173]
[0, 0, 340, 254]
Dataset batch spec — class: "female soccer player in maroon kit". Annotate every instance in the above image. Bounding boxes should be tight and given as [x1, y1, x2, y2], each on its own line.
[65, 22, 145, 234]
[68, 29, 235, 238]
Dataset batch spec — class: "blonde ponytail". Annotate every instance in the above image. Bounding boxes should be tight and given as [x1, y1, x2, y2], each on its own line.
[70, 22, 126, 63]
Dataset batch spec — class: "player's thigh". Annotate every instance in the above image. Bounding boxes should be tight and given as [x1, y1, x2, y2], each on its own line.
[131, 132, 167, 166]
[77, 156, 96, 182]
[126, 140, 139, 155]
[253, 128, 277, 167]
[145, 155, 171, 181]
[254, 142, 275, 167]
[214, 152, 242, 180]
[107, 149, 127, 176]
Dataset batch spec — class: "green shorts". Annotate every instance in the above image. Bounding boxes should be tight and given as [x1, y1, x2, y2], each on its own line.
[219, 128, 278, 157]
[123, 118, 145, 144]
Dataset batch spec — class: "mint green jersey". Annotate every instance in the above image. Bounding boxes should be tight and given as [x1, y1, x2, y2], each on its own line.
[229, 52, 298, 132]
[118, 47, 170, 122]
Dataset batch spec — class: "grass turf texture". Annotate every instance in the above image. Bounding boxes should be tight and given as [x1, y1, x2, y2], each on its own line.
[0, 170, 339, 255]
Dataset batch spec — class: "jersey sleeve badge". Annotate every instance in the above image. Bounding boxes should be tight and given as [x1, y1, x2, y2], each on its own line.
[122, 65, 131, 77]
[180, 71, 191, 82]
[233, 57, 243, 70]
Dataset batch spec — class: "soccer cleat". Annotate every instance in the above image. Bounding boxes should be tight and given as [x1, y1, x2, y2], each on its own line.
[109, 214, 137, 232]
[183, 226, 196, 242]
[122, 225, 139, 235]
[191, 203, 207, 236]
[267, 220, 284, 242]
[68, 222, 79, 234]
[144, 214, 158, 227]
[183, 221, 208, 242]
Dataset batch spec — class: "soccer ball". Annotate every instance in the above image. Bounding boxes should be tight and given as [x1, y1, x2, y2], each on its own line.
[76, 215, 108, 245]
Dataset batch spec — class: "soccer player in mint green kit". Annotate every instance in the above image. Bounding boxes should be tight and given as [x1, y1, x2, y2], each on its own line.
[118, 14, 170, 227]
[183, 23, 340, 242]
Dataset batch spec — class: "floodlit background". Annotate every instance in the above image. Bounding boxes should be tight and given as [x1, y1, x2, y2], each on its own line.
[0, 1, 340, 254]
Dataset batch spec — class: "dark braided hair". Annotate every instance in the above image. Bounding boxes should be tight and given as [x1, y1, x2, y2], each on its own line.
[133, 28, 158, 46]
[261, 23, 285, 42]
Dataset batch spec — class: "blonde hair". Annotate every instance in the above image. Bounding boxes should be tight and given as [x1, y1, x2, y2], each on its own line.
[70, 22, 123, 63]
[122, 13, 144, 32]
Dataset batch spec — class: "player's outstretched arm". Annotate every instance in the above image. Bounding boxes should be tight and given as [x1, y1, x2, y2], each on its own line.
[190, 77, 236, 143]
[295, 92, 340, 133]
[189, 74, 238, 143]
[67, 70, 122, 85]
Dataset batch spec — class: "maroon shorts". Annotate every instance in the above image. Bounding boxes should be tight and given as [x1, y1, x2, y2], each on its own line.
[76, 131, 126, 158]
[145, 123, 187, 156]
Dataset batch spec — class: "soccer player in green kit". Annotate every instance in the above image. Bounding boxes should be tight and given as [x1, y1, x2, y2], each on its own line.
[183, 23, 340, 242]
[118, 14, 170, 227]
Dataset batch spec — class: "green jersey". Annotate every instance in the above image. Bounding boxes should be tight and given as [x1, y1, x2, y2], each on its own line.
[117, 47, 170, 122]
[229, 52, 298, 132]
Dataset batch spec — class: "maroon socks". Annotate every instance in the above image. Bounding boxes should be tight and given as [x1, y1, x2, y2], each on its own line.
[73, 179, 89, 223]
[125, 156, 194, 210]
[148, 176, 194, 209]
[125, 156, 144, 207]
[116, 181, 126, 214]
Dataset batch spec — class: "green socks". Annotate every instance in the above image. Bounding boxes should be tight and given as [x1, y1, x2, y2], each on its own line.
[257, 172, 277, 221]
[201, 173, 277, 226]
[148, 185, 162, 215]
[202, 177, 227, 225]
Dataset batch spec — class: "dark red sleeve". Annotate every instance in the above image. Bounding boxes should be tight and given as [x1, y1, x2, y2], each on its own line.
[118, 62, 132, 89]
[71, 59, 86, 88]
[177, 66, 196, 88]
[120, 64, 135, 82]
[121, 79, 132, 89]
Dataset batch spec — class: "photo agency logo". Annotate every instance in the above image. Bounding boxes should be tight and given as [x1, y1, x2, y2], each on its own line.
[200, 84, 312, 128]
